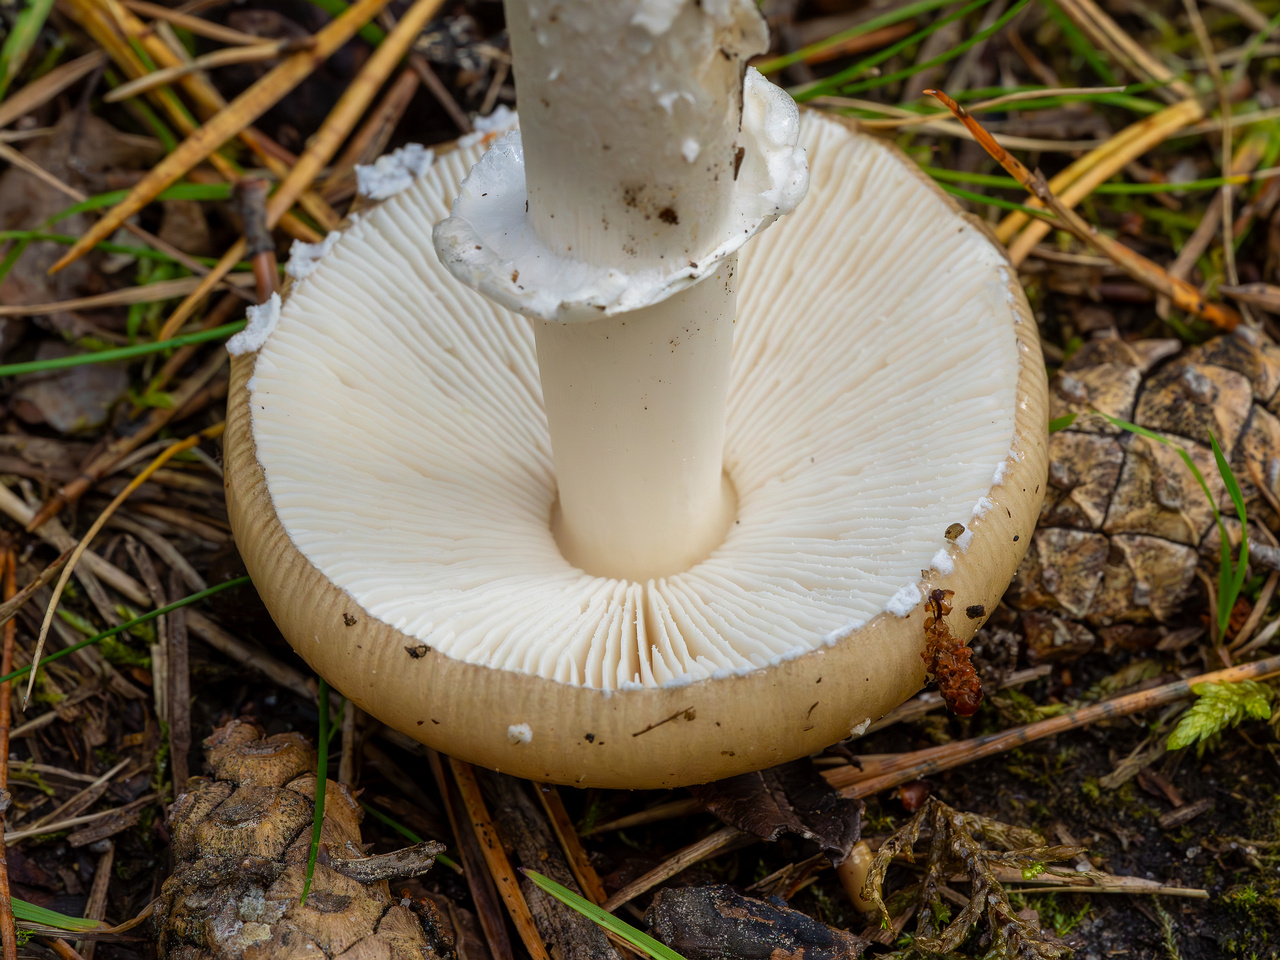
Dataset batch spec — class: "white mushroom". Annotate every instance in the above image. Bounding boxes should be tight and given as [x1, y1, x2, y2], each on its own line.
[224, 0, 1046, 788]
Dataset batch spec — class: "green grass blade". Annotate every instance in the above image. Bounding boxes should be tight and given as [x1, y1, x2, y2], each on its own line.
[1212, 432, 1250, 628]
[1038, 0, 1119, 84]
[936, 182, 1058, 219]
[796, 0, 995, 102]
[0, 576, 250, 687]
[360, 801, 423, 842]
[1101, 414, 1242, 635]
[0, 321, 247, 377]
[11, 899, 102, 932]
[45, 184, 235, 227]
[522, 870, 687, 960]
[302, 678, 330, 904]
[0, 230, 252, 270]
[837, 0, 1033, 97]
[756, 0, 959, 74]
[0, 0, 57, 100]
[302, 0, 386, 45]
[0, 236, 33, 288]
[1049, 413, 1078, 433]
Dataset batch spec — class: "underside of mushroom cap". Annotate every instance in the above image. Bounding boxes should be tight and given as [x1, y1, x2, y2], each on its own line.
[225, 112, 1048, 789]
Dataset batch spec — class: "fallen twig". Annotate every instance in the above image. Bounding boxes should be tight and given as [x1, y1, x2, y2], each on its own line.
[827, 652, 1280, 797]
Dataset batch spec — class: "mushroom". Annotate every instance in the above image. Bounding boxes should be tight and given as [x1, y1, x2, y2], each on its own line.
[225, 0, 1047, 789]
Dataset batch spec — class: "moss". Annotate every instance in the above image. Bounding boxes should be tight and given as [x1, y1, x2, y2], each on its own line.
[1080, 777, 1102, 803]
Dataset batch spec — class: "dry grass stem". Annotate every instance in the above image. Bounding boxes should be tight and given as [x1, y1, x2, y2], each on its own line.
[816, 98, 1109, 150]
[98, 0, 339, 235]
[853, 86, 1127, 130]
[28, 424, 223, 707]
[0, 273, 255, 317]
[122, 0, 277, 46]
[6, 793, 159, 844]
[156, 0, 443, 340]
[104, 40, 308, 102]
[50, 0, 392, 273]
[1055, 0, 1196, 98]
[0, 548, 72, 632]
[0, 51, 107, 130]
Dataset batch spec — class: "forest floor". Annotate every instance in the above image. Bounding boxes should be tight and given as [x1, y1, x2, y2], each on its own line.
[4, 0, 1280, 958]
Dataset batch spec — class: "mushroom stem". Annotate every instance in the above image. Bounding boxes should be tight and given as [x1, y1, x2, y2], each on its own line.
[506, 0, 763, 267]
[506, 0, 764, 579]
[537, 259, 739, 581]
[433, 0, 804, 581]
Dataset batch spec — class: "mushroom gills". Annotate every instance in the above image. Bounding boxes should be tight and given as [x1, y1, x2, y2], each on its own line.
[243, 114, 1032, 693]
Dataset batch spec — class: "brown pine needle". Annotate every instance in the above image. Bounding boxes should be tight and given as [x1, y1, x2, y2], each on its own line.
[449, 758, 553, 960]
[49, 0, 392, 275]
[26, 423, 225, 709]
[534, 784, 609, 905]
[997, 98, 1205, 260]
[925, 89, 1240, 330]
[155, 0, 445, 341]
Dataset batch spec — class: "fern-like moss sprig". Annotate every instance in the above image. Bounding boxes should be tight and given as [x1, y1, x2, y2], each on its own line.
[1167, 679, 1273, 752]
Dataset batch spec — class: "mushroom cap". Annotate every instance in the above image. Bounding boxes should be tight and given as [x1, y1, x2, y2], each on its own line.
[224, 112, 1047, 789]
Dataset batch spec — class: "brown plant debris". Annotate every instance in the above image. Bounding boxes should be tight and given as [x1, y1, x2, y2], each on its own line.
[647, 884, 867, 960]
[922, 589, 984, 717]
[690, 758, 863, 864]
[865, 797, 1084, 959]
[156, 719, 452, 960]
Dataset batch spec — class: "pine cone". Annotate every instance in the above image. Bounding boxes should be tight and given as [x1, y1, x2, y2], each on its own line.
[157, 719, 453, 960]
[1006, 328, 1280, 658]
